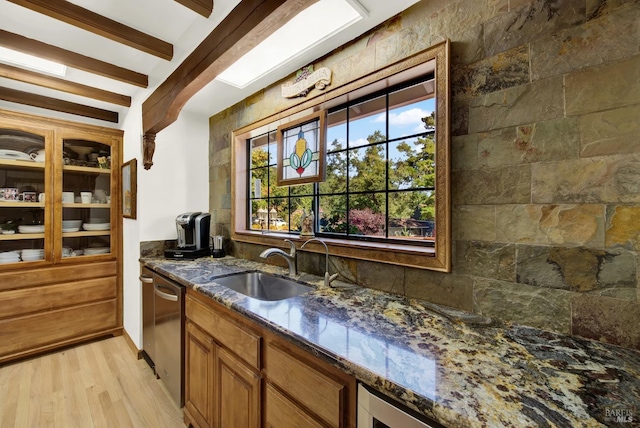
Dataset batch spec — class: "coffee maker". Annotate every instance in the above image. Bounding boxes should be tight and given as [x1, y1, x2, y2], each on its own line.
[164, 212, 211, 259]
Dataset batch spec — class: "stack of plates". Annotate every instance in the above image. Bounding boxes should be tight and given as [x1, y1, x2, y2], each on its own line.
[0, 251, 20, 264]
[84, 247, 109, 255]
[83, 223, 110, 231]
[22, 249, 44, 261]
[62, 219, 82, 232]
[18, 225, 45, 234]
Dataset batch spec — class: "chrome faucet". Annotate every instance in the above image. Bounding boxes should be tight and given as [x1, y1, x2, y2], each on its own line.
[259, 239, 297, 277]
[300, 238, 339, 288]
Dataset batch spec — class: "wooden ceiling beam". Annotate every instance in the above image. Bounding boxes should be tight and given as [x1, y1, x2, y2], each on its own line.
[0, 63, 131, 107]
[174, 0, 214, 17]
[142, 0, 316, 136]
[0, 30, 148, 88]
[0, 86, 119, 123]
[7, 0, 173, 60]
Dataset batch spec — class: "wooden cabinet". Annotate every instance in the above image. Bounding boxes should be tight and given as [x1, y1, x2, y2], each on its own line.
[185, 321, 215, 428]
[217, 348, 260, 428]
[185, 293, 261, 428]
[184, 289, 356, 428]
[0, 109, 122, 363]
[265, 342, 349, 428]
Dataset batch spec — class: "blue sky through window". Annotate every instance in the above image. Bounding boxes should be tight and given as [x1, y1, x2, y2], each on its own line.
[327, 97, 435, 152]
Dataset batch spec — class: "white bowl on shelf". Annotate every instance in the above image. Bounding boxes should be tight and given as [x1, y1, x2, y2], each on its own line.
[88, 217, 109, 224]
[0, 257, 20, 264]
[82, 223, 110, 231]
[84, 247, 109, 255]
[62, 220, 82, 228]
[18, 225, 45, 233]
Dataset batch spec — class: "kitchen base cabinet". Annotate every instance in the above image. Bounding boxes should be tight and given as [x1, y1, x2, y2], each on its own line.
[218, 348, 260, 428]
[0, 261, 119, 363]
[185, 321, 215, 428]
[265, 342, 351, 428]
[265, 384, 325, 428]
[184, 292, 261, 428]
[183, 289, 356, 428]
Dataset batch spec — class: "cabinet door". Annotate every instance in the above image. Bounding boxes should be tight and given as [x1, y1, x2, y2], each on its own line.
[56, 130, 119, 262]
[0, 123, 52, 267]
[185, 322, 215, 428]
[265, 383, 325, 428]
[267, 343, 346, 428]
[217, 348, 260, 428]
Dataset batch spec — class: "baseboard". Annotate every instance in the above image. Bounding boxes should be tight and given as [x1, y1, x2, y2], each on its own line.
[122, 329, 142, 360]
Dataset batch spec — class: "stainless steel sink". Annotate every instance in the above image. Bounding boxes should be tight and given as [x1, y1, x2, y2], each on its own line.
[214, 272, 312, 301]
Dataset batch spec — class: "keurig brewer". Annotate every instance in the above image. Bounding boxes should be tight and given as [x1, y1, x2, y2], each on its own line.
[164, 212, 211, 259]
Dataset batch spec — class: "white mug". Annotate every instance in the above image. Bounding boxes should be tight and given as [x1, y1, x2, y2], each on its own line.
[38, 193, 45, 203]
[62, 192, 75, 203]
[81, 192, 92, 204]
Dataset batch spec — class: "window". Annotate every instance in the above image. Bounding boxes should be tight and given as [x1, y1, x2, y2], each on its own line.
[233, 41, 450, 271]
[247, 78, 436, 246]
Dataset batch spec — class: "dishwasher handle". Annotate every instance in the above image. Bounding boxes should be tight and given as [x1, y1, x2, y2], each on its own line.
[139, 275, 153, 284]
[154, 284, 179, 302]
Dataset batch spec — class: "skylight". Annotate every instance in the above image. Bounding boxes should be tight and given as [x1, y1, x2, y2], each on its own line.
[0, 47, 67, 77]
[216, 0, 364, 89]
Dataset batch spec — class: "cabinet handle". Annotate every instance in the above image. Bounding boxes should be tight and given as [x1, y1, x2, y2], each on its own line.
[154, 284, 178, 302]
[139, 275, 153, 283]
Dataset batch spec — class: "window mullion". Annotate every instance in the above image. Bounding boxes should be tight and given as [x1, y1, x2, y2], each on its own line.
[385, 93, 390, 239]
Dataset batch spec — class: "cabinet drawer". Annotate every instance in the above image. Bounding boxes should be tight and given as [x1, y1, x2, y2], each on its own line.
[0, 277, 116, 319]
[186, 295, 260, 369]
[266, 383, 325, 428]
[0, 299, 117, 359]
[0, 261, 117, 291]
[266, 344, 345, 427]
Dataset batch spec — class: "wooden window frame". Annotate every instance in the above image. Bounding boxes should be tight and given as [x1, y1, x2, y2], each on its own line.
[231, 41, 450, 272]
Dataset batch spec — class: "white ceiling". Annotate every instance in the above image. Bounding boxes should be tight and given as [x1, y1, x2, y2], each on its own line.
[0, 0, 420, 127]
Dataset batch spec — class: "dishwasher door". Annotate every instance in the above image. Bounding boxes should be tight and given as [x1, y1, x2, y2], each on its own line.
[153, 273, 185, 407]
[140, 267, 155, 370]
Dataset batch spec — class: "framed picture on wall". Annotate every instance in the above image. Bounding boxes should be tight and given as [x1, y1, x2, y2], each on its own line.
[276, 111, 326, 186]
[122, 158, 137, 219]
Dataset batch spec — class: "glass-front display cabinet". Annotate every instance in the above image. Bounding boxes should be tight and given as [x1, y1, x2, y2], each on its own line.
[0, 109, 122, 364]
[0, 125, 51, 266]
[0, 114, 120, 268]
[57, 132, 115, 262]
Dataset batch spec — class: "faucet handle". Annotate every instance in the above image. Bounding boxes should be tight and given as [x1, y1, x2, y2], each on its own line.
[324, 272, 339, 288]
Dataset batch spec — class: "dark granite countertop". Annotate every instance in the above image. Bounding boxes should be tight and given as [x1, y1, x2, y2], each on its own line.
[142, 256, 640, 428]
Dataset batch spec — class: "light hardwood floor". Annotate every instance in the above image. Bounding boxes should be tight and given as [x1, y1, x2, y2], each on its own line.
[0, 336, 185, 428]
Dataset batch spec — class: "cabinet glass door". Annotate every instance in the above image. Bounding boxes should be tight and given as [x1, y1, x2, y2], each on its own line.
[0, 127, 51, 266]
[59, 136, 113, 259]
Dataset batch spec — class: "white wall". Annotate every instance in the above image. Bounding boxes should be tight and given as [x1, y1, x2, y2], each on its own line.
[122, 107, 209, 349]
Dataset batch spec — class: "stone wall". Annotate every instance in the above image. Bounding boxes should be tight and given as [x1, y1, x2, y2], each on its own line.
[209, 0, 640, 349]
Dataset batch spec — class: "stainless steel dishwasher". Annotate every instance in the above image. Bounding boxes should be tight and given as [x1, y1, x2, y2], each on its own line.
[153, 273, 185, 407]
[140, 268, 155, 371]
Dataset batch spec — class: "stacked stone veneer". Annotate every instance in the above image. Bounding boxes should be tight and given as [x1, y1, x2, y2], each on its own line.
[209, 0, 640, 349]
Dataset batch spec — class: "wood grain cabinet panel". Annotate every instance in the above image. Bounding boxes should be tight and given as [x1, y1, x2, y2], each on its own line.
[0, 300, 117, 360]
[266, 343, 345, 427]
[0, 277, 116, 319]
[217, 348, 260, 428]
[0, 261, 117, 292]
[185, 321, 215, 428]
[265, 383, 325, 428]
[186, 294, 260, 369]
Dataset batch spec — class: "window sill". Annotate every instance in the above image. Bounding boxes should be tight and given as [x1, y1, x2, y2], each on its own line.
[233, 230, 448, 271]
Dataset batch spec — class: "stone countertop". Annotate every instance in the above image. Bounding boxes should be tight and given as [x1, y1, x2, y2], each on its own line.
[142, 256, 640, 427]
